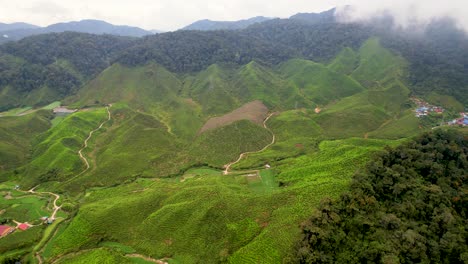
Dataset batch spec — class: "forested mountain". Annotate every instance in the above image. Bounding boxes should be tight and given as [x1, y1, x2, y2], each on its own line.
[289, 8, 336, 24]
[0, 22, 39, 32]
[182, 16, 273, 31]
[0, 19, 152, 44]
[2, 10, 466, 108]
[295, 129, 467, 263]
[0, 7, 467, 263]
[0, 33, 135, 110]
[116, 30, 296, 72]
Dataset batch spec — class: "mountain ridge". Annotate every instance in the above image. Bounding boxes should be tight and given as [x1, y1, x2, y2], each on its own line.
[182, 16, 274, 31]
[0, 19, 154, 44]
[0, 8, 467, 263]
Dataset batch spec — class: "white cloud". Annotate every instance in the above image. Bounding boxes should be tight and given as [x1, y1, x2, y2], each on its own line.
[0, 0, 467, 31]
[335, 0, 468, 32]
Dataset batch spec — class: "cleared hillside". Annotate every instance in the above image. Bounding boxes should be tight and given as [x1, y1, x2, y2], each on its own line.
[200, 100, 269, 133]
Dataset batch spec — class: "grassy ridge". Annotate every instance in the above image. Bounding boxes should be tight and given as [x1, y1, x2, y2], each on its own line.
[190, 120, 273, 167]
[281, 59, 364, 105]
[62, 104, 182, 191]
[0, 110, 51, 171]
[42, 138, 400, 263]
[19, 108, 108, 187]
[0, 37, 433, 263]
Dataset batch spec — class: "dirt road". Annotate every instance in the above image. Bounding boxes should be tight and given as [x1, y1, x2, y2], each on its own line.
[78, 106, 111, 171]
[27, 186, 61, 220]
[223, 112, 276, 175]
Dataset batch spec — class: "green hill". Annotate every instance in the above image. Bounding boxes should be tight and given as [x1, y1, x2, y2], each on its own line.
[19, 108, 109, 187]
[281, 59, 364, 106]
[39, 137, 401, 264]
[0, 110, 51, 171]
[3, 37, 426, 193]
[1, 30, 464, 264]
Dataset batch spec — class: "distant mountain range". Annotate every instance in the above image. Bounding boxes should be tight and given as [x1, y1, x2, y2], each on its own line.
[0, 20, 155, 43]
[289, 8, 336, 24]
[0, 9, 338, 43]
[181, 8, 339, 31]
[182, 16, 274, 31]
[0, 22, 39, 32]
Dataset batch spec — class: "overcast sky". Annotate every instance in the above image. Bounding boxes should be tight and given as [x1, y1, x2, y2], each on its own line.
[0, 0, 467, 31]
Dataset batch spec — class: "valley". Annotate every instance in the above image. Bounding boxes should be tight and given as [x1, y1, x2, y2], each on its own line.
[0, 10, 467, 263]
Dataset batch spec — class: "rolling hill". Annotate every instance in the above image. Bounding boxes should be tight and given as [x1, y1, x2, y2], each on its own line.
[0, 8, 467, 264]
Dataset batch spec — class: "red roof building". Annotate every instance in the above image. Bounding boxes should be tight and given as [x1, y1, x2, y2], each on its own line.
[18, 223, 30, 231]
[0, 225, 14, 237]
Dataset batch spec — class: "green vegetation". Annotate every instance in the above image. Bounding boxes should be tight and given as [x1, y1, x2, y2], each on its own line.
[0, 20, 465, 263]
[19, 108, 108, 187]
[55, 248, 132, 264]
[281, 59, 364, 105]
[0, 227, 44, 258]
[37, 137, 399, 263]
[0, 196, 50, 222]
[368, 111, 422, 139]
[295, 129, 467, 263]
[0, 33, 135, 109]
[0, 110, 51, 170]
[426, 92, 464, 112]
[190, 120, 272, 167]
[1, 16, 467, 111]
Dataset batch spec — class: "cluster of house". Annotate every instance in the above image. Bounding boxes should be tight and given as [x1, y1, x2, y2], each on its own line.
[0, 223, 31, 238]
[448, 113, 468, 126]
[0, 216, 54, 238]
[411, 98, 444, 117]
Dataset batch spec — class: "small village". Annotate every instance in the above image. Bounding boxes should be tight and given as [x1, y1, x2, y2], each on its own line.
[448, 112, 468, 126]
[411, 97, 445, 117]
[1, 208, 56, 240]
[411, 97, 467, 126]
[1, 186, 58, 239]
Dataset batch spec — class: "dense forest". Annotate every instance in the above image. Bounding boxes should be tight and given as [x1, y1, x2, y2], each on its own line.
[0, 33, 134, 109]
[294, 129, 468, 263]
[379, 19, 468, 104]
[0, 12, 467, 109]
[116, 30, 296, 72]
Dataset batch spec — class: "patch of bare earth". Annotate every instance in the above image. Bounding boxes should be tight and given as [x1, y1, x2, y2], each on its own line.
[199, 100, 269, 134]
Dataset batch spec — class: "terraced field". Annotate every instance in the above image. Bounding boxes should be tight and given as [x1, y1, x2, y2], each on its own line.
[37, 138, 399, 263]
[0, 37, 458, 263]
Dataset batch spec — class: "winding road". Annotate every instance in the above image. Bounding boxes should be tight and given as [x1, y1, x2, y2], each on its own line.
[15, 106, 113, 263]
[25, 186, 61, 220]
[78, 106, 112, 172]
[126, 254, 169, 264]
[223, 112, 276, 175]
[63, 106, 112, 184]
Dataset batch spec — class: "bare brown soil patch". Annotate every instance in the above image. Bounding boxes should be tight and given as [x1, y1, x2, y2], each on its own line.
[199, 100, 268, 134]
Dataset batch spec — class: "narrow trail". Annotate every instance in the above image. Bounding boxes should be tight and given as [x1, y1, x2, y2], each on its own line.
[26, 186, 61, 220]
[20, 106, 112, 263]
[223, 113, 276, 175]
[64, 106, 112, 184]
[36, 253, 43, 264]
[126, 254, 169, 264]
[16, 186, 61, 264]
[50, 251, 167, 264]
[78, 106, 112, 171]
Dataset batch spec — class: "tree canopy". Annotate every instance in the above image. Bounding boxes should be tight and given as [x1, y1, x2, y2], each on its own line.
[295, 129, 468, 263]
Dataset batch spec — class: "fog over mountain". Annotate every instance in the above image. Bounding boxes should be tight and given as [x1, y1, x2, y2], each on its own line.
[337, 0, 468, 32]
